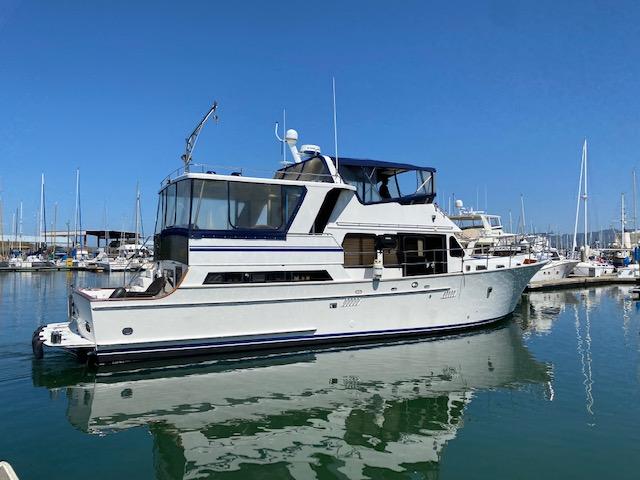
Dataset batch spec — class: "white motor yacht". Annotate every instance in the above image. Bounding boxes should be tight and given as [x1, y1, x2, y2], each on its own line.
[529, 248, 579, 283]
[33, 127, 543, 363]
[448, 206, 517, 255]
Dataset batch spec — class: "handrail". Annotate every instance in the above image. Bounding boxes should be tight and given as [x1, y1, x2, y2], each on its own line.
[160, 163, 337, 186]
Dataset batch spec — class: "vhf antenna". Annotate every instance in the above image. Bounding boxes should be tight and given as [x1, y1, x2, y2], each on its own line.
[274, 109, 289, 165]
[182, 101, 219, 173]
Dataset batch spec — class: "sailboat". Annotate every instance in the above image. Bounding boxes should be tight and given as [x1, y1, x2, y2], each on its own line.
[9, 174, 54, 269]
[96, 184, 152, 272]
[571, 140, 614, 277]
[71, 169, 90, 267]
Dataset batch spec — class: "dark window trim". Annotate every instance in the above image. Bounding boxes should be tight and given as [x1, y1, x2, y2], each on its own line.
[311, 188, 342, 234]
[203, 270, 333, 285]
[449, 236, 465, 257]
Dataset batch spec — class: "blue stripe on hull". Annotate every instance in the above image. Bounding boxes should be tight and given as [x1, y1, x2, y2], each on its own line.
[190, 247, 343, 252]
[94, 315, 510, 362]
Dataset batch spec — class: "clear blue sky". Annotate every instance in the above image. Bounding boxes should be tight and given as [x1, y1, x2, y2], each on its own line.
[1, 0, 640, 237]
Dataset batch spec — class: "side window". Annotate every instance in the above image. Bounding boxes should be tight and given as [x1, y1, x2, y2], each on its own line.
[342, 234, 376, 267]
[164, 183, 177, 228]
[449, 236, 465, 257]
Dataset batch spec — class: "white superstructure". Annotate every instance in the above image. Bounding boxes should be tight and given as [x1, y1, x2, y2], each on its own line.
[34, 128, 543, 363]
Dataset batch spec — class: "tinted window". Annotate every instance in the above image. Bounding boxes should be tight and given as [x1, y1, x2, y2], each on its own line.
[164, 183, 177, 228]
[203, 270, 332, 284]
[230, 182, 283, 230]
[162, 179, 306, 233]
[175, 180, 191, 228]
[192, 180, 230, 230]
[342, 234, 376, 267]
[449, 236, 465, 257]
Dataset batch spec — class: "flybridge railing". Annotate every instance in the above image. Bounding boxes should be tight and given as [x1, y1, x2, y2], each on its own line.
[160, 163, 336, 185]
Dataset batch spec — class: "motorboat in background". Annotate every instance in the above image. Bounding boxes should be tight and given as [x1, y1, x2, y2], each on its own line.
[530, 249, 579, 283]
[448, 202, 521, 255]
[448, 203, 578, 283]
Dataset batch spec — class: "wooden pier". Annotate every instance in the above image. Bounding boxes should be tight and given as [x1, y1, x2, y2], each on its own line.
[0, 265, 106, 273]
[527, 274, 638, 291]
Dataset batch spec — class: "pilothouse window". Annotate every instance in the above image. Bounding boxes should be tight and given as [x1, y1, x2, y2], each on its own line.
[230, 183, 284, 230]
[191, 180, 229, 230]
[160, 179, 306, 234]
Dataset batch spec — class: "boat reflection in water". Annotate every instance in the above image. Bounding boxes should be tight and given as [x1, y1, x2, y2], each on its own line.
[520, 291, 581, 336]
[34, 322, 551, 479]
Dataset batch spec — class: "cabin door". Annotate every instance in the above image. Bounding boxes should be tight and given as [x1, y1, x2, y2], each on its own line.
[400, 234, 447, 276]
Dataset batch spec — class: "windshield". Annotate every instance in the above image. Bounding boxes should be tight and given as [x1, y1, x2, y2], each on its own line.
[488, 217, 502, 228]
[454, 218, 484, 230]
[338, 165, 435, 204]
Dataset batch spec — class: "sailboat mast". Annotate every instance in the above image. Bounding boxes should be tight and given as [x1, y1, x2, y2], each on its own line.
[134, 183, 140, 245]
[11, 210, 16, 251]
[74, 169, 79, 248]
[19, 201, 23, 252]
[621, 192, 626, 247]
[520, 194, 526, 235]
[78, 170, 83, 251]
[39, 173, 45, 249]
[572, 142, 585, 253]
[583, 139, 588, 249]
[633, 168, 638, 234]
[53, 202, 57, 252]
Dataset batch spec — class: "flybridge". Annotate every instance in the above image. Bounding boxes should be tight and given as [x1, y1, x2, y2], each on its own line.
[276, 153, 437, 205]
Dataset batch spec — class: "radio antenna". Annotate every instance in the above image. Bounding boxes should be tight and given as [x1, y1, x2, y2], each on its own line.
[182, 101, 219, 173]
[274, 108, 289, 165]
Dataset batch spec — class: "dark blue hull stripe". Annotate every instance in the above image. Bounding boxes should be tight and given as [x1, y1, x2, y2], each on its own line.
[96, 316, 506, 357]
[190, 247, 343, 252]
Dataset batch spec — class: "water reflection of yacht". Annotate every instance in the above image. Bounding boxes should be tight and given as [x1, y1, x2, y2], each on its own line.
[34, 324, 550, 479]
[520, 291, 580, 335]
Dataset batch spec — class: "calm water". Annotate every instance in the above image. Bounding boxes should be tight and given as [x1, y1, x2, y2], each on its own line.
[1, 273, 640, 479]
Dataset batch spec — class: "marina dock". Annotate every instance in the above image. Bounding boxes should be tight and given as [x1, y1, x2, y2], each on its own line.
[527, 274, 638, 291]
[0, 265, 106, 273]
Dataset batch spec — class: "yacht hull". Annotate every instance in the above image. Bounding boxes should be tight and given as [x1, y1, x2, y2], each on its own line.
[529, 259, 579, 283]
[50, 263, 542, 363]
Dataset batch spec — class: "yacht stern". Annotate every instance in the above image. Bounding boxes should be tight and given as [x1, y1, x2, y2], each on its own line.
[32, 293, 96, 359]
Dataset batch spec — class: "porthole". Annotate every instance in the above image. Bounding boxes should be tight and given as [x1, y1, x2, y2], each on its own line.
[122, 327, 133, 336]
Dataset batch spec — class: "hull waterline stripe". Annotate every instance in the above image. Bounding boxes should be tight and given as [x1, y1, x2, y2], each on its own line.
[190, 247, 343, 252]
[96, 316, 504, 356]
